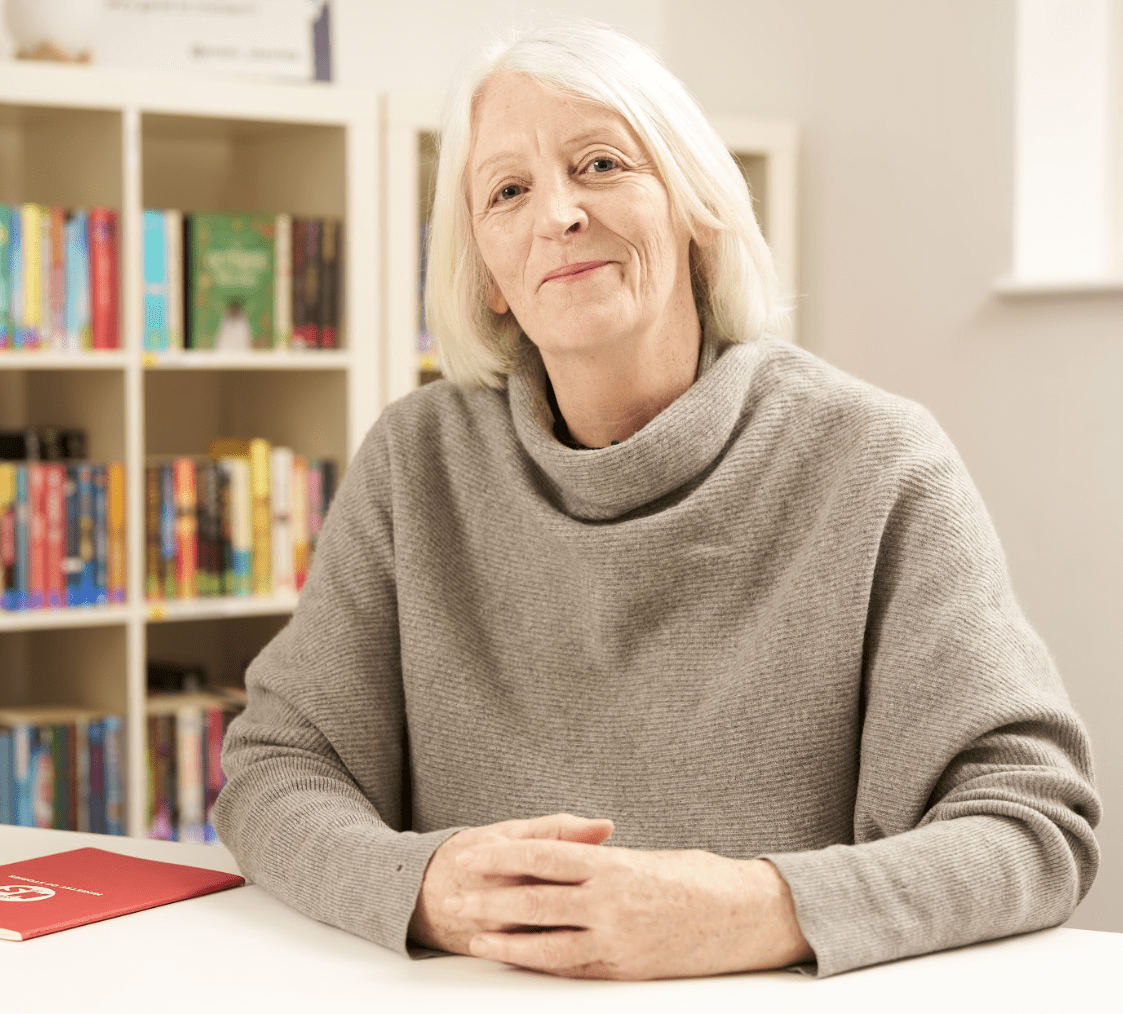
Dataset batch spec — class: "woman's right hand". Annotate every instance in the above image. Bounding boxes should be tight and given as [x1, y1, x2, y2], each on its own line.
[408, 813, 615, 954]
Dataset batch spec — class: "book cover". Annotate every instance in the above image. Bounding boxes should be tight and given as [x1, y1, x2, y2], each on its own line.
[14, 465, 29, 610]
[89, 208, 119, 350]
[203, 707, 226, 843]
[295, 218, 320, 348]
[269, 445, 294, 594]
[107, 462, 126, 603]
[9, 208, 22, 349]
[318, 219, 339, 348]
[63, 466, 80, 606]
[307, 460, 324, 556]
[215, 455, 251, 596]
[45, 464, 65, 608]
[143, 209, 169, 352]
[93, 465, 108, 605]
[166, 210, 183, 351]
[19, 204, 42, 349]
[195, 459, 220, 596]
[160, 462, 175, 599]
[146, 711, 176, 841]
[64, 209, 91, 353]
[290, 217, 306, 349]
[76, 464, 97, 606]
[0, 204, 10, 348]
[38, 211, 50, 350]
[274, 212, 292, 348]
[49, 206, 66, 351]
[186, 213, 275, 351]
[290, 454, 308, 591]
[0, 463, 15, 608]
[86, 716, 107, 835]
[173, 457, 197, 598]
[175, 705, 206, 844]
[210, 440, 265, 595]
[0, 728, 11, 825]
[102, 714, 124, 836]
[0, 847, 244, 941]
[145, 464, 161, 599]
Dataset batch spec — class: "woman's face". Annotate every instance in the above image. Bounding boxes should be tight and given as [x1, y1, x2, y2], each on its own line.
[467, 72, 697, 362]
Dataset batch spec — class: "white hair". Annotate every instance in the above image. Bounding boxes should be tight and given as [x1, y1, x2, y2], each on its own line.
[425, 19, 785, 389]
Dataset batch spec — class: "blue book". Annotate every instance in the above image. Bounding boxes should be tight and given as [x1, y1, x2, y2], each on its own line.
[0, 204, 10, 348]
[10, 724, 33, 826]
[65, 210, 91, 353]
[93, 464, 108, 605]
[143, 209, 168, 351]
[14, 465, 28, 611]
[76, 464, 97, 605]
[9, 207, 21, 349]
[86, 716, 106, 835]
[0, 727, 11, 825]
[102, 714, 123, 835]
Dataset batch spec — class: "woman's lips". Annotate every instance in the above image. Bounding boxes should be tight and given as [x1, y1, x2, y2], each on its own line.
[541, 260, 610, 284]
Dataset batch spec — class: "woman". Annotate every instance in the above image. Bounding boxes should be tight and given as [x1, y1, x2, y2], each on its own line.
[214, 22, 1099, 980]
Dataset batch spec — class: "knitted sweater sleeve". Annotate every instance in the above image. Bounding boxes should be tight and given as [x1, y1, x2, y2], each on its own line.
[764, 416, 1101, 978]
[212, 420, 460, 954]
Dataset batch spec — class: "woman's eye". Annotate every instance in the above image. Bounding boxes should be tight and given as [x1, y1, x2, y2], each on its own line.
[495, 184, 523, 203]
[588, 157, 618, 173]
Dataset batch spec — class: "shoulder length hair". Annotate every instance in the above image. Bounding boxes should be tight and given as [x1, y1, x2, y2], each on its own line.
[425, 19, 785, 389]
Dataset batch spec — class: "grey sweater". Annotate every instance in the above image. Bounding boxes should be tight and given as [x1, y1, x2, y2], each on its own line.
[214, 334, 1100, 978]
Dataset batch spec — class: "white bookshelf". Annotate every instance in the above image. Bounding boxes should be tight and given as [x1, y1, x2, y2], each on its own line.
[0, 60, 379, 837]
[382, 95, 800, 402]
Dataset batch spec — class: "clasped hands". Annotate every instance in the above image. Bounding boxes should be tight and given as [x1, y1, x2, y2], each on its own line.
[407, 812, 812, 980]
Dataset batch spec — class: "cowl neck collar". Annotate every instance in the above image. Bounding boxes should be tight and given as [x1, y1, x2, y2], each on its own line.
[507, 330, 765, 521]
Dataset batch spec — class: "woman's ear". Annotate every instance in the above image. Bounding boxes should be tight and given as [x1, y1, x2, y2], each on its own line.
[486, 281, 509, 315]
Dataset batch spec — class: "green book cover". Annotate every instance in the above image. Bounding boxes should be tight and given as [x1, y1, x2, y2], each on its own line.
[187, 213, 275, 350]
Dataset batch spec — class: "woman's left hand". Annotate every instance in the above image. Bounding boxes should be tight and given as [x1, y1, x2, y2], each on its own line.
[446, 838, 813, 979]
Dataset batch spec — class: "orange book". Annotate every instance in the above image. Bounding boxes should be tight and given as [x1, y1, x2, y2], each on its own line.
[0, 848, 244, 941]
[173, 458, 197, 598]
[107, 461, 126, 603]
[291, 454, 309, 590]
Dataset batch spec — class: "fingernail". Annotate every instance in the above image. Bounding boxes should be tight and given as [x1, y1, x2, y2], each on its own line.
[445, 894, 463, 913]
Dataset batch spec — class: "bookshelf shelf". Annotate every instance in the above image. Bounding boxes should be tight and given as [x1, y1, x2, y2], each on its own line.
[1, 61, 380, 839]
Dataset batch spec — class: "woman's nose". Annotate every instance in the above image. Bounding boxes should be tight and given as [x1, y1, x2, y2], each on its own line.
[535, 175, 588, 239]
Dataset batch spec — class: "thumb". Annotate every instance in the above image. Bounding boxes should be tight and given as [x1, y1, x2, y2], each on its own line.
[515, 812, 615, 845]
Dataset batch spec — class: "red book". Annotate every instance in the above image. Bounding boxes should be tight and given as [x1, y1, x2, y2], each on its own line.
[45, 463, 65, 608]
[27, 464, 46, 609]
[0, 847, 244, 941]
[89, 208, 119, 350]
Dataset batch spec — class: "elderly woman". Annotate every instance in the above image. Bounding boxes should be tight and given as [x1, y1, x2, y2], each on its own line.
[214, 22, 1099, 980]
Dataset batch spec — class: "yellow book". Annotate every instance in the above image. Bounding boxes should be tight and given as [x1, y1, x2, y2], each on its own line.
[208, 437, 271, 596]
[107, 461, 126, 603]
[20, 203, 42, 347]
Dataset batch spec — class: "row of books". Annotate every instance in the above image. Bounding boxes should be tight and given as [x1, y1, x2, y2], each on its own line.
[0, 204, 120, 351]
[144, 211, 343, 352]
[0, 461, 127, 611]
[0, 708, 125, 834]
[146, 439, 337, 601]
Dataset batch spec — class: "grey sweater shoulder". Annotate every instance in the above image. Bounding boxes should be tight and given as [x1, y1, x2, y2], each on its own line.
[214, 335, 1100, 977]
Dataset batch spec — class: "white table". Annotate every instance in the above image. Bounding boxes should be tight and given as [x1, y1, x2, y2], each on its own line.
[1, 826, 1118, 1013]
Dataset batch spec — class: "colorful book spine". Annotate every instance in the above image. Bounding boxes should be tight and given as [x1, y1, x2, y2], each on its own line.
[14, 465, 29, 609]
[86, 716, 106, 835]
[89, 208, 119, 350]
[103, 713, 124, 835]
[300, 218, 321, 348]
[0, 204, 10, 348]
[319, 219, 339, 348]
[291, 454, 309, 591]
[76, 463, 97, 606]
[107, 461, 126, 603]
[224, 457, 252, 596]
[248, 439, 271, 595]
[65, 209, 91, 353]
[49, 206, 66, 350]
[143, 209, 169, 352]
[173, 457, 197, 599]
[11, 724, 33, 826]
[93, 464, 108, 605]
[290, 217, 306, 349]
[27, 463, 46, 608]
[196, 459, 220, 597]
[147, 712, 176, 841]
[39, 209, 50, 350]
[274, 212, 292, 348]
[270, 446, 294, 594]
[145, 464, 161, 599]
[63, 465, 80, 606]
[166, 210, 183, 350]
[45, 463, 65, 608]
[307, 460, 324, 556]
[203, 707, 225, 842]
[0, 463, 15, 608]
[176, 705, 206, 843]
[0, 727, 11, 825]
[9, 207, 22, 349]
[160, 461, 175, 599]
[19, 203, 42, 348]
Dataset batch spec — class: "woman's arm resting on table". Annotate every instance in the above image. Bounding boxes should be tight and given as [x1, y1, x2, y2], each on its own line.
[411, 819, 813, 980]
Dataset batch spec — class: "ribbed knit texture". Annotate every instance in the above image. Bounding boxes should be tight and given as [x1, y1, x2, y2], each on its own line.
[214, 333, 1100, 977]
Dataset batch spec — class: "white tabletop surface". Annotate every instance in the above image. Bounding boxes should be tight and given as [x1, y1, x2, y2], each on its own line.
[1, 826, 1118, 1013]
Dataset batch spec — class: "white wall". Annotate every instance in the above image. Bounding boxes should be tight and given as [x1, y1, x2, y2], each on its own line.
[662, 0, 1121, 933]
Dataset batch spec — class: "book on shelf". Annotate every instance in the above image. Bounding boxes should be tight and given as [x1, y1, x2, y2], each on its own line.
[0, 848, 245, 941]
[143, 446, 336, 604]
[0, 447, 125, 612]
[0, 707, 125, 835]
[0, 203, 118, 352]
[145, 684, 246, 844]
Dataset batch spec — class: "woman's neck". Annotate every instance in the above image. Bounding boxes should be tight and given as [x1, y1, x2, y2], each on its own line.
[541, 323, 703, 449]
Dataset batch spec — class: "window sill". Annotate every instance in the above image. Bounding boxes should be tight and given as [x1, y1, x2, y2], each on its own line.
[993, 275, 1123, 298]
